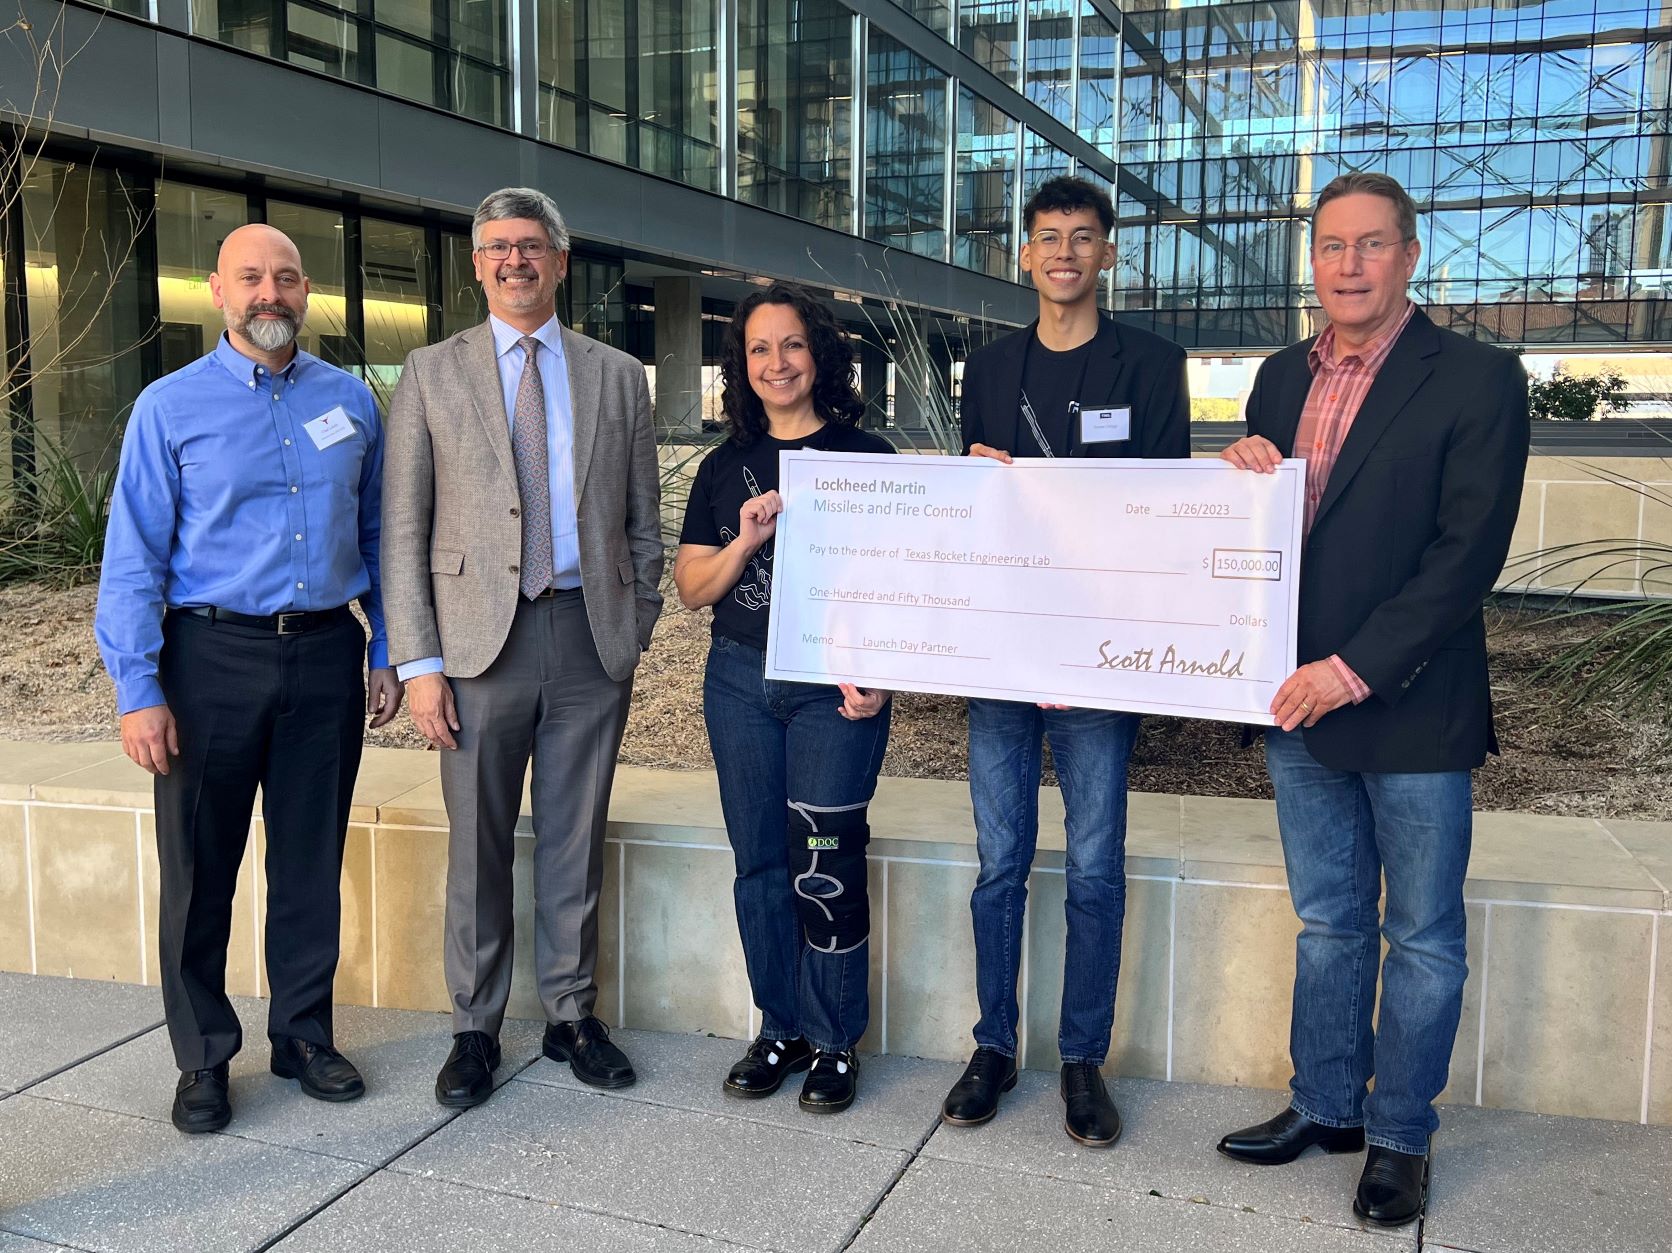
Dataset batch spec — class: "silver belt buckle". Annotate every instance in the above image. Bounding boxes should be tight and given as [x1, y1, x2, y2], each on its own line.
[275, 612, 306, 635]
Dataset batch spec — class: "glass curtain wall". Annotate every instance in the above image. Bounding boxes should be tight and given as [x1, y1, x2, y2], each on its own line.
[194, 0, 510, 125]
[865, 32, 950, 259]
[3, 158, 559, 492]
[537, 0, 721, 191]
[955, 88, 1019, 277]
[737, 0, 855, 231]
[1116, 0, 1672, 346]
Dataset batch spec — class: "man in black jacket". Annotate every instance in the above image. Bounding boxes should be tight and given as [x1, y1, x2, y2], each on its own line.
[1214, 172, 1529, 1227]
[939, 177, 1189, 1147]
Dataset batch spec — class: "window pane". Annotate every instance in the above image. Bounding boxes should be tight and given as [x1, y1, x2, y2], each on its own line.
[442, 233, 486, 338]
[865, 32, 948, 259]
[285, 2, 359, 78]
[1024, 0, 1075, 128]
[900, 0, 952, 38]
[376, 33, 437, 108]
[1022, 129, 1071, 196]
[361, 218, 431, 399]
[156, 182, 250, 375]
[1077, 3, 1116, 152]
[18, 161, 148, 470]
[955, 87, 1018, 278]
[737, 0, 854, 231]
[564, 256, 627, 349]
[265, 201, 348, 367]
[959, 0, 1021, 88]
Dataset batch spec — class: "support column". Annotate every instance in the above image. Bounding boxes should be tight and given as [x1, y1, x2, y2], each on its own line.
[653, 276, 704, 435]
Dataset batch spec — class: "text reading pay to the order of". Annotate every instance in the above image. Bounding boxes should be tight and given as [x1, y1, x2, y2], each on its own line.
[764, 452, 1306, 726]
[304, 406, 357, 450]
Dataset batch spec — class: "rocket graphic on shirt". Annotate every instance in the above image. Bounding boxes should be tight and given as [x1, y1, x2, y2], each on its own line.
[719, 465, 773, 612]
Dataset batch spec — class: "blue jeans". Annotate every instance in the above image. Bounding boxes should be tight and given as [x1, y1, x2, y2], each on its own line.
[703, 636, 889, 1052]
[1265, 728, 1472, 1156]
[967, 699, 1140, 1065]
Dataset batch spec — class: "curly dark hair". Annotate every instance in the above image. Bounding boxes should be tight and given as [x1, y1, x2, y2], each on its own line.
[719, 282, 863, 446]
[1022, 175, 1114, 236]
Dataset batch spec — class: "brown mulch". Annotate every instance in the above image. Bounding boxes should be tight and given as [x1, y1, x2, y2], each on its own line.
[2, 581, 1666, 819]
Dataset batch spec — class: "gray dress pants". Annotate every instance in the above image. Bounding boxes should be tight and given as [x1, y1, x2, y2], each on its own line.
[440, 589, 632, 1036]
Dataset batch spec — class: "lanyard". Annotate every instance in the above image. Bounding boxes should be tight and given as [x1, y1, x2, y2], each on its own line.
[1017, 337, 1096, 458]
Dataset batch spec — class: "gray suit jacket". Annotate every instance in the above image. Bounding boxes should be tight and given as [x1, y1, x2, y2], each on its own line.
[381, 319, 664, 682]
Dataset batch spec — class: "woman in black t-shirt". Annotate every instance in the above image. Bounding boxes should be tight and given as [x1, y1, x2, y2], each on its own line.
[674, 282, 893, 1114]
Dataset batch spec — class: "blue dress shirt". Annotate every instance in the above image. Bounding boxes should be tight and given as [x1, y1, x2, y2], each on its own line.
[95, 335, 388, 715]
[395, 314, 581, 682]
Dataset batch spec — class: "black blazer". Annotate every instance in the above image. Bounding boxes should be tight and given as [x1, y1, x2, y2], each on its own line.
[1248, 308, 1530, 773]
[960, 316, 1190, 460]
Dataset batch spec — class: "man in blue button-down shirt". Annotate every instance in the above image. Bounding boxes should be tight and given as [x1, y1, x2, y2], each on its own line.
[95, 223, 401, 1135]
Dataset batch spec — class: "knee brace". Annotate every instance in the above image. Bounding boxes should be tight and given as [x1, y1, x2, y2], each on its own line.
[787, 799, 871, 954]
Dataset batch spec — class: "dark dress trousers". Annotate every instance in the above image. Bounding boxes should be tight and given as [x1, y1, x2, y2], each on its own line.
[959, 316, 1190, 460]
[1245, 308, 1531, 773]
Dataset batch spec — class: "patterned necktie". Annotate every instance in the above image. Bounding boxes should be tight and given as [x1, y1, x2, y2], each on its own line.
[511, 336, 554, 599]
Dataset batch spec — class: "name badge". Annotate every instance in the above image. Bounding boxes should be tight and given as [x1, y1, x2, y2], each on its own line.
[304, 406, 357, 450]
[1079, 405, 1131, 444]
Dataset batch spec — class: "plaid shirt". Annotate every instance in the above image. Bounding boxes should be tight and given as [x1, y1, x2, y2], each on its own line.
[1295, 301, 1416, 703]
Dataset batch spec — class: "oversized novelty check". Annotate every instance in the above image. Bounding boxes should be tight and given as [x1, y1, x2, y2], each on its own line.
[763, 453, 1305, 725]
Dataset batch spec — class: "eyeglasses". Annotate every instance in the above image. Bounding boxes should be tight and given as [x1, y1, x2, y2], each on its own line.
[477, 240, 552, 260]
[1029, 230, 1104, 257]
[1313, 237, 1412, 264]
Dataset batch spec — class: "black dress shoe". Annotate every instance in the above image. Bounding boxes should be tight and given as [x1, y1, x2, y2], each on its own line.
[1354, 1146, 1429, 1228]
[270, 1037, 365, 1102]
[172, 1064, 231, 1134]
[544, 1016, 635, 1089]
[1061, 1062, 1122, 1147]
[435, 1030, 501, 1109]
[1217, 1107, 1366, 1165]
[799, 1050, 859, 1114]
[724, 1035, 812, 1098]
[941, 1046, 1018, 1126]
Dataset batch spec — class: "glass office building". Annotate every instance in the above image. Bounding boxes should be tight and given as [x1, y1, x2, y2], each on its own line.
[2, 0, 1669, 483]
[1113, 0, 1672, 348]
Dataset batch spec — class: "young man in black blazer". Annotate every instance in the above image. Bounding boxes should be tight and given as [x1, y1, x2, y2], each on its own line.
[1214, 172, 1529, 1227]
[939, 177, 1189, 1147]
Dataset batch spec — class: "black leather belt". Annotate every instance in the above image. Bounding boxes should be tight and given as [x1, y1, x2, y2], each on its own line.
[176, 605, 352, 635]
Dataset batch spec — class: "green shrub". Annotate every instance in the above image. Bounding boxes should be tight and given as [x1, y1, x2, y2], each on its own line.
[1528, 369, 1627, 421]
[0, 430, 116, 586]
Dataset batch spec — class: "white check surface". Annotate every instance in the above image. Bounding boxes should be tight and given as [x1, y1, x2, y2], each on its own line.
[764, 453, 1304, 725]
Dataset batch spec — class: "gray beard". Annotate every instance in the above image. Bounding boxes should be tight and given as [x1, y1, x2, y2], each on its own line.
[231, 305, 304, 352]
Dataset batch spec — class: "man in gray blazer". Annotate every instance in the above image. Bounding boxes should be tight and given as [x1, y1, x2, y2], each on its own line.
[381, 187, 663, 1108]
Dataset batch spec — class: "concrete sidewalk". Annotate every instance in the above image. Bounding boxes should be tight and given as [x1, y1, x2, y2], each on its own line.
[0, 974, 1667, 1253]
